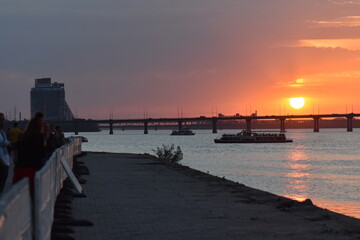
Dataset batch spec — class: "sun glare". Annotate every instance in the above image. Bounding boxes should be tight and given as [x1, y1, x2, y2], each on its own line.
[289, 97, 305, 109]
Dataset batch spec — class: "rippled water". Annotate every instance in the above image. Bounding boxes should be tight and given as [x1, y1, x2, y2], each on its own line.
[67, 128, 360, 218]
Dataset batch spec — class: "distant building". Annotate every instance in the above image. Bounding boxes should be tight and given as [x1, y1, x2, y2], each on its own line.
[30, 78, 74, 121]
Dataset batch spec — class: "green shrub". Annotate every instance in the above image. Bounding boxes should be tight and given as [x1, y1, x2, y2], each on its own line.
[153, 144, 183, 163]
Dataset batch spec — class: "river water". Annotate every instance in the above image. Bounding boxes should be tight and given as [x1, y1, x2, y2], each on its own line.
[67, 128, 360, 219]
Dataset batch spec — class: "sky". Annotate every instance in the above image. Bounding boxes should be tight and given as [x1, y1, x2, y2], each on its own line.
[1, 0, 360, 119]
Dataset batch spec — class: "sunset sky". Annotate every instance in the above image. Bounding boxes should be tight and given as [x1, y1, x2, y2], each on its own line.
[1, 0, 360, 119]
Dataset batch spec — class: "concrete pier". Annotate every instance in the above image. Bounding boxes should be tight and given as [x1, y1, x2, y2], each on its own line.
[74, 122, 79, 135]
[279, 117, 286, 132]
[70, 152, 360, 240]
[109, 120, 113, 135]
[178, 121, 183, 131]
[347, 116, 353, 132]
[313, 117, 320, 132]
[212, 118, 217, 133]
[144, 121, 148, 134]
[246, 118, 252, 133]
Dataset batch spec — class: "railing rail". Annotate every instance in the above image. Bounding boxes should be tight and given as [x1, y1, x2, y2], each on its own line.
[0, 136, 82, 240]
[0, 178, 33, 240]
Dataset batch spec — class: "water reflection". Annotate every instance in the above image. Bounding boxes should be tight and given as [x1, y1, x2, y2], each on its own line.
[284, 146, 310, 201]
[314, 199, 360, 219]
[284, 144, 360, 218]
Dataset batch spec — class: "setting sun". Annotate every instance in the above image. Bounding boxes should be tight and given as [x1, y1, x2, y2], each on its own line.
[289, 97, 305, 109]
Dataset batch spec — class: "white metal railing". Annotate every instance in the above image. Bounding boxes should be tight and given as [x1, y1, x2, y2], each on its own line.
[34, 152, 56, 240]
[0, 178, 33, 240]
[0, 136, 82, 240]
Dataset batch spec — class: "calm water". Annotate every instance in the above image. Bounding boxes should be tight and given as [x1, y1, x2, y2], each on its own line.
[67, 129, 360, 219]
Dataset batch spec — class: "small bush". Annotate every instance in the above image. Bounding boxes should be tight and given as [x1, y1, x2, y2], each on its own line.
[153, 144, 183, 163]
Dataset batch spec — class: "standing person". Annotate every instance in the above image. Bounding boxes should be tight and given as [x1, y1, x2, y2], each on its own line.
[13, 112, 46, 195]
[7, 122, 22, 163]
[0, 113, 11, 195]
[8, 122, 22, 144]
[45, 124, 56, 156]
[45, 125, 66, 158]
[54, 126, 65, 147]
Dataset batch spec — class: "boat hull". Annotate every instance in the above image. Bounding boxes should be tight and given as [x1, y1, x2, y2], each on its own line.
[171, 128, 195, 135]
[214, 139, 293, 143]
[171, 132, 195, 136]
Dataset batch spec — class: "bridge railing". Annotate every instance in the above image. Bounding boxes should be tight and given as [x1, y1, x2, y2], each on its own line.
[0, 136, 82, 240]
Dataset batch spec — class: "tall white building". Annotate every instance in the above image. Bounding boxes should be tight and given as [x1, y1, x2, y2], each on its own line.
[30, 78, 74, 120]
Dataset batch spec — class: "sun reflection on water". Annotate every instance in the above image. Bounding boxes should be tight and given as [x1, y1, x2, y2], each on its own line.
[283, 145, 360, 218]
[313, 199, 360, 219]
[284, 146, 310, 201]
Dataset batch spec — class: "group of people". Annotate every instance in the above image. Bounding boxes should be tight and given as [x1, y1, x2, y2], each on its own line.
[0, 112, 66, 196]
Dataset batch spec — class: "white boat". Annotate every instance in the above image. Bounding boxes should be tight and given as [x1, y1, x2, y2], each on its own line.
[171, 128, 195, 136]
[214, 130, 292, 143]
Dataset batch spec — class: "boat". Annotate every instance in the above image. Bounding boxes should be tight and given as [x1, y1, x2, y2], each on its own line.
[171, 128, 195, 136]
[214, 130, 292, 143]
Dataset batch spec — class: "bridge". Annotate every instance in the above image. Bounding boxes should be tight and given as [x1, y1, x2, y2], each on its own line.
[66, 113, 359, 134]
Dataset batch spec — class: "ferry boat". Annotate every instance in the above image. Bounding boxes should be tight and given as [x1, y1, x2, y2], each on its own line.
[214, 130, 292, 143]
[171, 128, 195, 136]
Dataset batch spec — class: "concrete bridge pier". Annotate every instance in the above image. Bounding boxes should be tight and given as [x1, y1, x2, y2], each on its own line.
[279, 118, 286, 132]
[313, 117, 320, 132]
[246, 118, 252, 133]
[212, 118, 218, 133]
[109, 120, 114, 135]
[347, 116, 353, 132]
[74, 122, 78, 135]
[144, 121, 148, 134]
[178, 121, 183, 131]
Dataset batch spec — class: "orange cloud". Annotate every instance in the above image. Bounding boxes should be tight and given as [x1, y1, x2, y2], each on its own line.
[330, 1, 360, 6]
[312, 15, 360, 27]
[290, 78, 305, 87]
[298, 39, 360, 50]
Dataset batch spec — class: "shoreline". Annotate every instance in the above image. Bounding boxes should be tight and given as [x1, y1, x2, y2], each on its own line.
[67, 151, 360, 239]
[159, 154, 360, 220]
[178, 165, 360, 220]
[79, 146, 360, 219]
[75, 128, 360, 220]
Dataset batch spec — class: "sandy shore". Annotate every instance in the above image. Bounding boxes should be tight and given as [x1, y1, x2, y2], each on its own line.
[68, 152, 360, 240]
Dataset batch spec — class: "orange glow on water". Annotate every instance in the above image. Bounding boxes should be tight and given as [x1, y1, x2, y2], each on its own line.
[283, 146, 360, 219]
[311, 199, 360, 219]
[284, 147, 310, 201]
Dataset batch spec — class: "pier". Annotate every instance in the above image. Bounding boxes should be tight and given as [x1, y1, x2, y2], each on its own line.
[70, 152, 360, 239]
